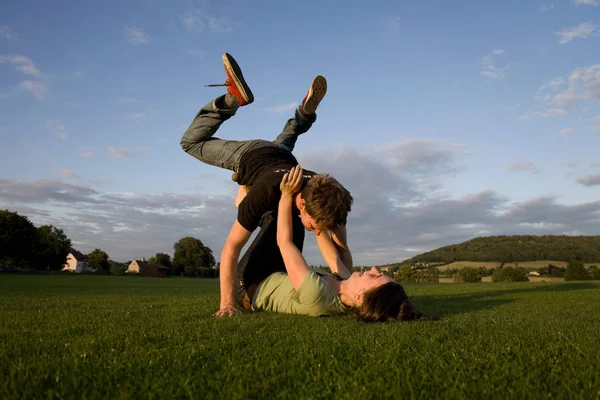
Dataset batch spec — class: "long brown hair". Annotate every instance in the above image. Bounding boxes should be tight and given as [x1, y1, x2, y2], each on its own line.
[350, 282, 438, 323]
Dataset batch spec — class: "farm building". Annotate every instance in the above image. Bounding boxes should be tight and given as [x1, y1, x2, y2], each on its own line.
[126, 258, 169, 278]
[61, 249, 90, 273]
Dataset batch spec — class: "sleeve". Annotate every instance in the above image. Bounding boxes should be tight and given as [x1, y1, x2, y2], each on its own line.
[290, 271, 328, 306]
[237, 182, 277, 232]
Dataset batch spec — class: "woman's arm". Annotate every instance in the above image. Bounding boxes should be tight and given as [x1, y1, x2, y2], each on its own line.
[315, 232, 351, 279]
[277, 166, 310, 290]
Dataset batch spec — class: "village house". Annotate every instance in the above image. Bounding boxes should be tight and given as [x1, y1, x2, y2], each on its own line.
[126, 257, 169, 278]
[61, 249, 89, 273]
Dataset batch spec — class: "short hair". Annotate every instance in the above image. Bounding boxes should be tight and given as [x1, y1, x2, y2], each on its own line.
[350, 282, 439, 323]
[302, 174, 353, 230]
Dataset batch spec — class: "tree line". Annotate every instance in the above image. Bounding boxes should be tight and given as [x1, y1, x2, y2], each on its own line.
[397, 235, 600, 265]
[1, 210, 215, 276]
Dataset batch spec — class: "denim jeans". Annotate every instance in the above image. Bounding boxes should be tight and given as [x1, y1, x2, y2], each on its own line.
[180, 95, 317, 172]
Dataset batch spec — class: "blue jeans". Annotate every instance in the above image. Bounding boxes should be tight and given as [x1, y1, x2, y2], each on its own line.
[180, 95, 317, 172]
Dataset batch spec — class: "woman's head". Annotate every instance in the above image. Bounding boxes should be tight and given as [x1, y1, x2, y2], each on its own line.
[341, 267, 436, 322]
[341, 267, 394, 306]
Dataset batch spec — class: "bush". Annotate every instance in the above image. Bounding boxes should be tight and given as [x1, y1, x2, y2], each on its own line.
[454, 267, 482, 283]
[550, 267, 565, 278]
[110, 265, 126, 275]
[564, 260, 592, 281]
[395, 266, 439, 283]
[492, 267, 529, 282]
[589, 266, 600, 280]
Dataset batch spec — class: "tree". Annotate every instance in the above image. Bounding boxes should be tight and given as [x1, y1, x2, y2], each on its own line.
[454, 267, 482, 283]
[0, 210, 37, 268]
[88, 249, 110, 273]
[492, 267, 529, 282]
[564, 260, 591, 281]
[149, 253, 172, 269]
[172, 237, 215, 276]
[34, 225, 71, 270]
[588, 266, 600, 280]
[395, 265, 415, 283]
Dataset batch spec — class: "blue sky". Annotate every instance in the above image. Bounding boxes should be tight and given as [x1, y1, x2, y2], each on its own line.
[1, 0, 599, 265]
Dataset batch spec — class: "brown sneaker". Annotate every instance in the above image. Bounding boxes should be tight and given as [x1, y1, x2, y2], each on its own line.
[301, 75, 327, 115]
[205, 53, 254, 106]
[222, 53, 254, 106]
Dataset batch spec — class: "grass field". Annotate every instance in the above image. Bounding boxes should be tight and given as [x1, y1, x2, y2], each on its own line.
[1, 275, 600, 399]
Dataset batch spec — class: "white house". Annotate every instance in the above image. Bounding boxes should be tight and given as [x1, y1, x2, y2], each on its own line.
[61, 250, 89, 273]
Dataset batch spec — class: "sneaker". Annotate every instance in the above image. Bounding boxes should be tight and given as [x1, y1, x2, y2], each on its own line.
[206, 53, 254, 106]
[301, 75, 327, 116]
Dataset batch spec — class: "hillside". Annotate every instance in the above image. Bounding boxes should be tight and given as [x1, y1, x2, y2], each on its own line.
[398, 235, 600, 265]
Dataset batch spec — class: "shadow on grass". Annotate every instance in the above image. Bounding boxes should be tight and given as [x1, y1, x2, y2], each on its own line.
[414, 282, 598, 318]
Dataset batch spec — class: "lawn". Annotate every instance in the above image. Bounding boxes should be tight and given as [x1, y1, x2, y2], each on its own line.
[1, 275, 599, 399]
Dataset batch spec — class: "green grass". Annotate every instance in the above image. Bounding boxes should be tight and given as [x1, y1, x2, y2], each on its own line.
[1, 275, 599, 399]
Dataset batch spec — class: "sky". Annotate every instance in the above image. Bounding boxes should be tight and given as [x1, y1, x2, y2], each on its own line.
[1, 0, 600, 266]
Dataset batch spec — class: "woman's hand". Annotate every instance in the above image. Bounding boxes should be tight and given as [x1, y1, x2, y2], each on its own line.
[280, 165, 303, 198]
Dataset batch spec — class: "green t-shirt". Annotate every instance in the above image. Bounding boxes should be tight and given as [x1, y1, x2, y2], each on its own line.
[252, 269, 347, 316]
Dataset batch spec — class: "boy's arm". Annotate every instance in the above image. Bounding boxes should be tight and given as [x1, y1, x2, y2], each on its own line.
[331, 225, 353, 271]
[315, 232, 351, 279]
[234, 185, 250, 208]
[214, 220, 252, 317]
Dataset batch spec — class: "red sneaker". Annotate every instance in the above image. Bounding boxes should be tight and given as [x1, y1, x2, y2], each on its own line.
[222, 53, 254, 106]
[301, 75, 327, 115]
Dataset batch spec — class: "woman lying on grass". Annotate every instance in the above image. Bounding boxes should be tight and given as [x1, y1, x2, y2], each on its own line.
[241, 165, 434, 322]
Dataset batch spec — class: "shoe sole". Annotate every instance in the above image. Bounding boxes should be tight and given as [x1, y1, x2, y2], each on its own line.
[303, 75, 327, 115]
[222, 53, 254, 104]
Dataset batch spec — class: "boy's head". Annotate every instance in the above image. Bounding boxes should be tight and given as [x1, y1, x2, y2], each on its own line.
[298, 174, 353, 232]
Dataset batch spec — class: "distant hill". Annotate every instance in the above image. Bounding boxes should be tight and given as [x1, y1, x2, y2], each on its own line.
[396, 235, 600, 266]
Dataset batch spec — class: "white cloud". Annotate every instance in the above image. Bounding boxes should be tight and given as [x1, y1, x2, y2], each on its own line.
[574, 0, 599, 6]
[118, 97, 147, 104]
[0, 25, 15, 39]
[375, 138, 465, 178]
[553, 65, 600, 107]
[541, 3, 555, 11]
[124, 27, 151, 45]
[388, 17, 401, 32]
[181, 9, 235, 33]
[80, 151, 94, 157]
[61, 169, 82, 179]
[555, 22, 597, 44]
[538, 77, 564, 92]
[519, 108, 567, 120]
[106, 147, 150, 158]
[560, 128, 574, 135]
[125, 112, 148, 121]
[188, 48, 206, 58]
[507, 161, 540, 173]
[45, 120, 68, 139]
[577, 173, 600, 186]
[0, 55, 42, 77]
[480, 49, 508, 79]
[21, 80, 49, 100]
[107, 147, 132, 158]
[584, 115, 600, 130]
[268, 103, 298, 113]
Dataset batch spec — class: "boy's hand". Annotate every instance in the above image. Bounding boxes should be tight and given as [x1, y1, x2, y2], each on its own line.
[214, 304, 242, 317]
[280, 166, 303, 197]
